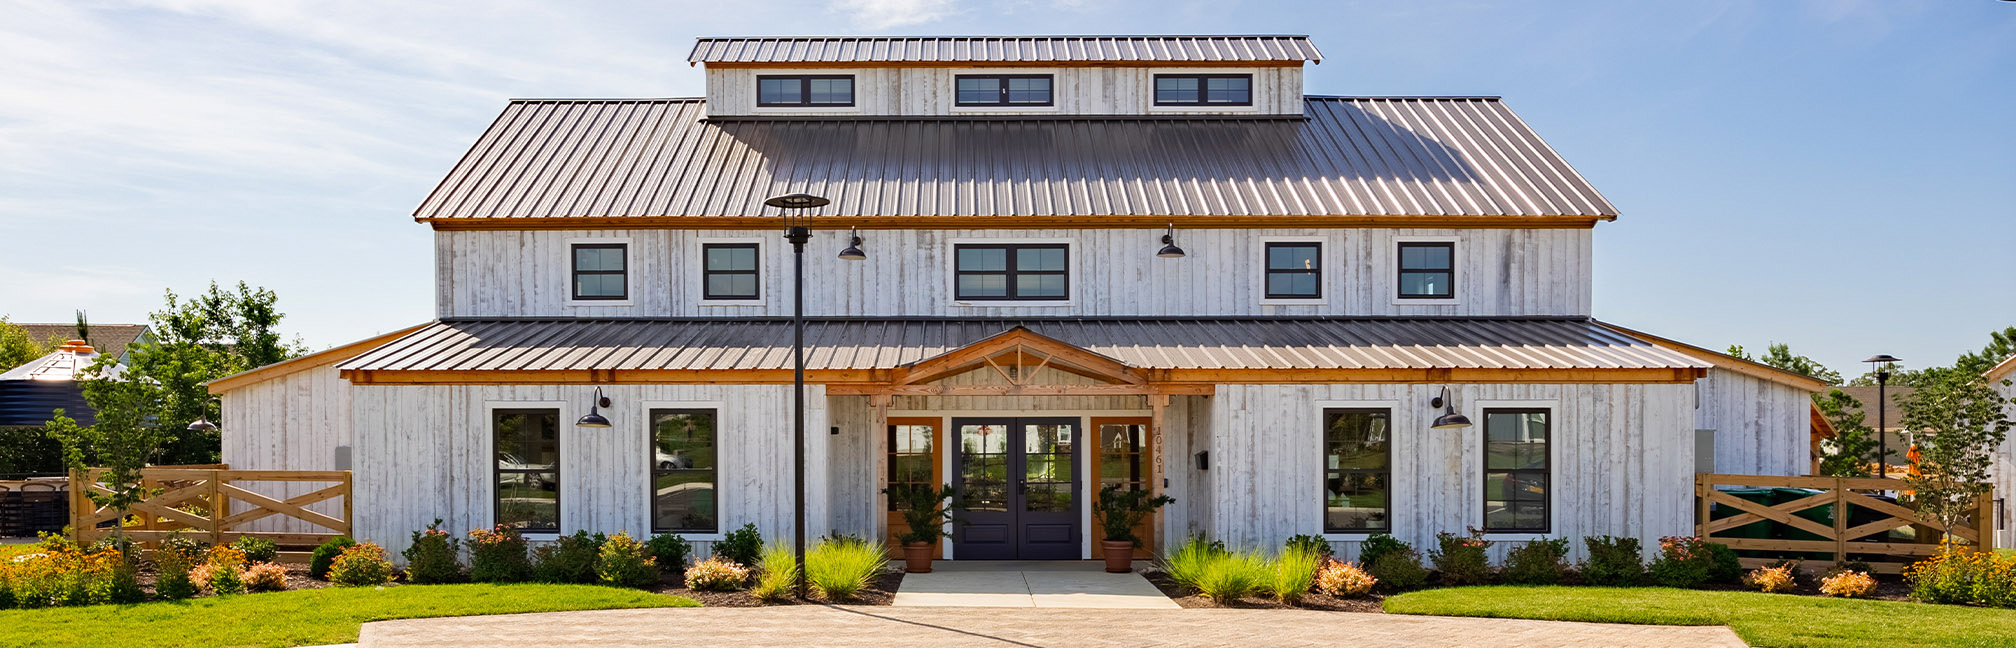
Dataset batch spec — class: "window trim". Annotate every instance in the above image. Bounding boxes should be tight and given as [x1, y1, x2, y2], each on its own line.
[568, 241, 631, 304]
[953, 74, 1055, 107]
[1392, 238, 1458, 304]
[949, 241, 1073, 304]
[648, 407, 722, 536]
[1152, 73, 1254, 106]
[1321, 407, 1393, 535]
[1313, 399, 1400, 542]
[488, 402, 565, 536]
[755, 74, 856, 107]
[701, 242, 762, 302]
[643, 400, 727, 541]
[1264, 241, 1324, 301]
[1479, 405, 1554, 536]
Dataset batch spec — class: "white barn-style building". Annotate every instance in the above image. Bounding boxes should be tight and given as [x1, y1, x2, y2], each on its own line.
[210, 35, 1827, 562]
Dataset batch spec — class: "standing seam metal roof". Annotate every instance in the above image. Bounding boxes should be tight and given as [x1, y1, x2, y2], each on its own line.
[688, 36, 1323, 64]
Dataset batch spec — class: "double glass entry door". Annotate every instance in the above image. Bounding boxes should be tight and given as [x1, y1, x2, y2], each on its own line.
[951, 418, 1081, 560]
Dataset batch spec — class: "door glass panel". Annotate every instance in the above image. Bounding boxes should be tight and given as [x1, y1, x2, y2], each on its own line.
[960, 424, 1010, 511]
[1098, 423, 1146, 491]
[1022, 423, 1073, 512]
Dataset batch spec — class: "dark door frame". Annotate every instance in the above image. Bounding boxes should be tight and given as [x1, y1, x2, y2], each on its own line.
[950, 417, 1082, 560]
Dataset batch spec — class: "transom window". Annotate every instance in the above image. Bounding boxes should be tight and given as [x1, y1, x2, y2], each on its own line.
[702, 243, 760, 300]
[1323, 409, 1391, 533]
[651, 409, 719, 534]
[1154, 74, 1252, 106]
[1265, 242, 1322, 299]
[570, 243, 627, 301]
[954, 244, 1068, 301]
[493, 409, 559, 533]
[1483, 409, 1550, 533]
[955, 75, 1053, 106]
[757, 75, 854, 107]
[1397, 242, 1455, 299]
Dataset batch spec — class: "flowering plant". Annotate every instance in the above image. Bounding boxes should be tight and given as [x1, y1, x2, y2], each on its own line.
[1820, 570, 1875, 598]
[1313, 559, 1376, 597]
[1743, 565, 1796, 593]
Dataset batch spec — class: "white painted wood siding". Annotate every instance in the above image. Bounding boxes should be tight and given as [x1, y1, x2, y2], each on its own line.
[1694, 369, 1811, 476]
[437, 227, 1592, 318]
[349, 383, 827, 561]
[1206, 383, 1697, 562]
[705, 66, 1303, 117]
[1994, 379, 2014, 550]
[219, 362, 353, 534]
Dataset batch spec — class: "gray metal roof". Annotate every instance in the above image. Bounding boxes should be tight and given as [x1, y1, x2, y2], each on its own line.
[337, 318, 1705, 374]
[688, 36, 1322, 65]
[414, 98, 1616, 222]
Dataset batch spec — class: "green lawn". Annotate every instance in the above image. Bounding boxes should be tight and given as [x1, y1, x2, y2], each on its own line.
[1385, 586, 2016, 648]
[2, 584, 698, 648]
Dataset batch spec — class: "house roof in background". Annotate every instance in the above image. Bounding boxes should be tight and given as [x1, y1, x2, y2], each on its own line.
[688, 35, 1323, 66]
[1825, 385, 1916, 431]
[414, 97, 1616, 226]
[15, 324, 148, 360]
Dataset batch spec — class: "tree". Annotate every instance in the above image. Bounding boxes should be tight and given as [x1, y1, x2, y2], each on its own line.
[1812, 389, 1882, 478]
[0, 317, 54, 371]
[1896, 368, 2013, 551]
[1954, 326, 2016, 377]
[47, 381, 168, 546]
[1726, 342, 1843, 385]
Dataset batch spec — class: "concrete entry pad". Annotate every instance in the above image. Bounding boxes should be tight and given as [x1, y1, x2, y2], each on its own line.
[894, 562, 1179, 609]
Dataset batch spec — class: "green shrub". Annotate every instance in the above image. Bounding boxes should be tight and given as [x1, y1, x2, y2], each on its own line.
[153, 534, 205, 600]
[309, 536, 357, 580]
[230, 536, 278, 564]
[1368, 548, 1428, 592]
[1195, 551, 1269, 604]
[1501, 537, 1571, 586]
[1430, 530, 1491, 586]
[328, 543, 394, 587]
[205, 546, 248, 595]
[684, 556, 749, 591]
[468, 524, 533, 583]
[1283, 534, 1331, 558]
[532, 531, 607, 584]
[1159, 534, 1226, 592]
[1267, 547, 1322, 604]
[647, 534, 691, 572]
[1579, 536, 1644, 586]
[714, 523, 763, 567]
[1648, 536, 1716, 588]
[807, 536, 888, 601]
[751, 543, 797, 601]
[402, 519, 465, 584]
[1357, 533, 1409, 569]
[1705, 541, 1743, 584]
[595, 532, 659, 588]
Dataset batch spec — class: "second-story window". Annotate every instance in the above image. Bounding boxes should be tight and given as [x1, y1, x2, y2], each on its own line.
[1154, 74, 1252, 106]
[571, 243, 627, 301]
[1265, 242, 1321, 299]
[1397, 242, 1455, 300]
[757, 75, 854, 107]
[703, 243, 760, 300]
[954, 244, 1068, 301]
[955, 75, 1053, 106]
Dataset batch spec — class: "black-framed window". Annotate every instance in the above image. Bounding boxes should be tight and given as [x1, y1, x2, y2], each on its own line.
[757, 75, 854, 107]
[651, 409, 719, 534]
[571, 243, 627, 301]
[955, 75, 1053, 106]
[1324, 409, 1391, 533]
[1483, 409, 1550, 533]
[1153, 74, 1252, 106]
[702, 243, 759, 300]
[954, 244, 1068, 301]
[494, 408, 559, 533]
[1397, 242, 1454, 299]
[1265, 242, 1322, 299]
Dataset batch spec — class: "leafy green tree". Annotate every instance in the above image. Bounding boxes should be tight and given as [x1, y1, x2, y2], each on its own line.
[48, 389, 167, 544]
[1897, 368, 2012, 550]
[1812, 389, 1882, 477]
[1954, 326, 2015, 377]
[1725, 343, 1843, 385]
[0, 317, 54, 371]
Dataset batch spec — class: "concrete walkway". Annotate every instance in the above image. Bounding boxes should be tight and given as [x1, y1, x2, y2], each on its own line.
[894, 561, 1178, 609]
[358, 606, 1749, 648]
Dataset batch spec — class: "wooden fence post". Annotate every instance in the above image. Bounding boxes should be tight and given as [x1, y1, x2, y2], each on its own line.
[1978, 486, 1996, 553]
[342, 470, 354, 538]
[1833, 477, 1848, 566]
[207, 471, 224, 546]
[66, 468, 84, 543]
[1695, 474, 1709, 539]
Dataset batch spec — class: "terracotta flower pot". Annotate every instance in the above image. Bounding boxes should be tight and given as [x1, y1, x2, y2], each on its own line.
[1101, 540, 1136, 573]
[903, 541, 934, 573]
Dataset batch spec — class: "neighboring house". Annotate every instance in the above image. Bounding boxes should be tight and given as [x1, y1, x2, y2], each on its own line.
[1987, 356, 2015, 550]
[0, 339, 129, 428]
[17, 324, 151, 365]
[210, 34, 1821, 562]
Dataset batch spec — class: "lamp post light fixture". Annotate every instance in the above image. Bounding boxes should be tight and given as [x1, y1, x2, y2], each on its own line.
[1863, 354, 1900, 478]
[1429, 386, 1473, 429]
[576, 387, 613, 428]
[764, 191, 842, 599]
[1157, 223, 1186, 258]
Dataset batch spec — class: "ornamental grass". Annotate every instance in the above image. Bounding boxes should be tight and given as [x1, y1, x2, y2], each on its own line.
[806, 536, 886, 601]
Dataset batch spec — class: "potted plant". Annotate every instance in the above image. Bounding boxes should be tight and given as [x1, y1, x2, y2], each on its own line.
[882, 483, 965, 574]
[1095, 484, 1175, 573]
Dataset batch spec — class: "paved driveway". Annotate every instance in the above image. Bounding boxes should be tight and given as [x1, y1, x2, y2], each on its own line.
[359, 606, 1747, 647]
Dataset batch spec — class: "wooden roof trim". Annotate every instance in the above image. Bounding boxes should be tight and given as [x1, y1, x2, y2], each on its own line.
[891, 326, 1144, 386]
[339, 365, 1703, 386]
[419, 214, 1610, 231]
[701, 60, 1307, 69]
[1810, 401, 1835, 440]
[1594, 322, 1831, 392]
[1986, 353, 2016, 382]
[209, 325, 429, 394]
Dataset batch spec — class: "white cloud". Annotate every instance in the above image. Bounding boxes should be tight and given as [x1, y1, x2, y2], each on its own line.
[830, 0, 959, 29]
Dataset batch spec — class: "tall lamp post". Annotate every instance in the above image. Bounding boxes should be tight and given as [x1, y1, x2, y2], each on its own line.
[765, 192, 831, 599]
[1864, 354, 1901, 478]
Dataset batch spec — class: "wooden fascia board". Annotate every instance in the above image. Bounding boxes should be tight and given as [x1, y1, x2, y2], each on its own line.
[208, 325, 427, 394]
[342, 366, 1702, 386]
[420, 214, 1611, 231]
[1986, 354, 2016, 382]
[698, 60, 1308, 69]
[891, 328, 1144, 386]
[1594, 322, 1830, 392]
[826, 384, 1216, 397]
[1147, 367, 1706, 384]
[341, 368, 889, 385]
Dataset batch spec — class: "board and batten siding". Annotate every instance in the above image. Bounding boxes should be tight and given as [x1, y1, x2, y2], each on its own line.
[1207, 382, 1697, 562]
[704, 66, 1304, 117]
[1694, 368, 1811, 476]
[218, 362, 353, 534]
[350, 383, 827, 561]
[437, 228, 1592, 319]
[1993, 378, 2014, 550]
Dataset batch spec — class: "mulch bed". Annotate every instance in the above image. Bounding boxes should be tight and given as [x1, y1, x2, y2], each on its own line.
[648, 568, 902, 606]
[132, 561, 334, 594]
[1141, 570, 1386, 612]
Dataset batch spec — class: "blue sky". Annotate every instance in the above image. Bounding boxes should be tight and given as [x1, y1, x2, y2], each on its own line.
[1, 0, 2010, 378]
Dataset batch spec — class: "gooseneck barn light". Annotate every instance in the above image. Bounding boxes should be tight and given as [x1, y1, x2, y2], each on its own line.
[575, 387, 613, 428]
[1430, 386, 1473, 429]
[1157, 223, 1186, 258]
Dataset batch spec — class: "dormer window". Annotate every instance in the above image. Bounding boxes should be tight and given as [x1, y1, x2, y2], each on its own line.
[757, 75, 854, 107]
[1154, 74, 1252, 106]
[570, 243, 628, 301]
[956, 75, 1053, 106]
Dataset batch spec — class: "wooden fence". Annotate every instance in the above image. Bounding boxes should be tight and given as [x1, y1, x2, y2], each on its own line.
[1695, 473, 1994, 574]
[69, 464, 351, 562]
